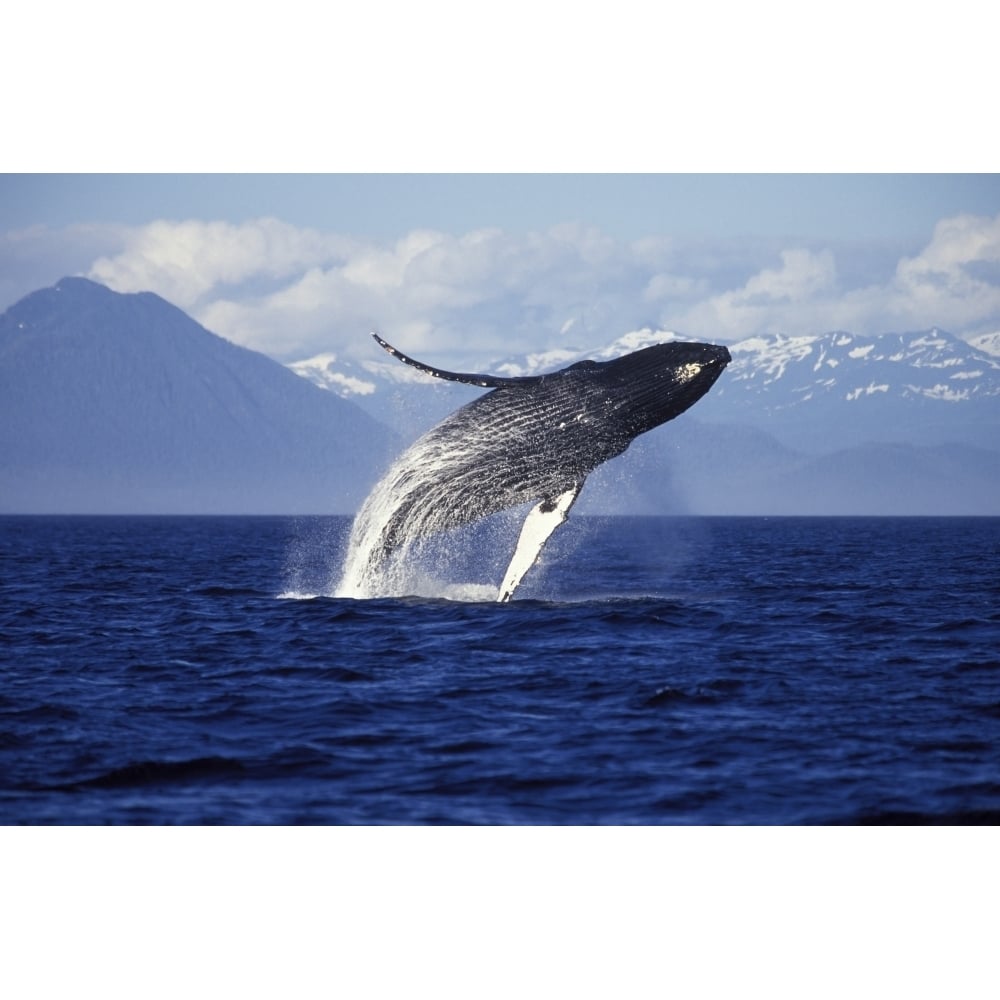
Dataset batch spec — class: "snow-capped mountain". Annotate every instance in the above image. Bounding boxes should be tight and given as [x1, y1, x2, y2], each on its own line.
[966, 331, 1000, 358]
[703, 327, 1000, 451]
[722, 327, 1000, 407]
[288, 327, 1000, 453]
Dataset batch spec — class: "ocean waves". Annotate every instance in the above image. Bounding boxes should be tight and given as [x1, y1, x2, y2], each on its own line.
[1, 515, 998, 824]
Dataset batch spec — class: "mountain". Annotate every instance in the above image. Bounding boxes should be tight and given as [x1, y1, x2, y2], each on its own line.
[704, 327, 1000, 452]
[663, 423, 999, 515]
[291, 327, 1000, 453]
[288, 327, 1000, 516]
[564, 419, 999, 517]
[0, 278, 397, 513]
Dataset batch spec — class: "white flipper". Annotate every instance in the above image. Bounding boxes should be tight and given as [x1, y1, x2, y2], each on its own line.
[497, 486, 581, 602]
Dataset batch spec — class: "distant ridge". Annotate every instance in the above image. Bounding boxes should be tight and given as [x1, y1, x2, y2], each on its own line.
[0, 277, 397, 513]
[288, 325, 1000, 515]
[291, 326, 1000, 453]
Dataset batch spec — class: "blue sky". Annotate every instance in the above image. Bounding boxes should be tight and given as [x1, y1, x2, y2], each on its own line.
[3, 174, 999, 364]
[3, 174, 999, 242]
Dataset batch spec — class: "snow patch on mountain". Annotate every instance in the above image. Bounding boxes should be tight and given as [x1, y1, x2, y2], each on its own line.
[496, 348, 581, 377]
[909, 383, 970, 402]
[730, 334, 816, 384]
[967, 331, 1000, 357]
[846, 383, 890, 401]
[595, 328, 683, 358]
[909, 332, 948, 349]
[288, 353, 377, 396]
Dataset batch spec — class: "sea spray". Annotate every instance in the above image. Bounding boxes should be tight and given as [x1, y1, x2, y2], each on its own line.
[333, 419, 530, 599]
[282, 516, 348, 600]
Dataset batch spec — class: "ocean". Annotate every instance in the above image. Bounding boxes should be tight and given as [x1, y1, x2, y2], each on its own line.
[1, 514, 998, 825]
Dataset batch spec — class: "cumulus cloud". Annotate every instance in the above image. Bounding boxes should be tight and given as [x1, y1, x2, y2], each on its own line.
[670, 214, 1000, 342]
[169, 222, 670, 360]
[888, 212, 1000, 330]
[674, 248, 839, 338]
[4, 211, 1000, 363]
[88, 217, 356, 309]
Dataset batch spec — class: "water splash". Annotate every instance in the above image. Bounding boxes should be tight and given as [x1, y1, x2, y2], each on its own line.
[333, 430, 524, 599]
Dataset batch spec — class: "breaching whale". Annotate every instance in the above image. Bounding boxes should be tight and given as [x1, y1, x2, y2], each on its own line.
[337, 333, 731, 601]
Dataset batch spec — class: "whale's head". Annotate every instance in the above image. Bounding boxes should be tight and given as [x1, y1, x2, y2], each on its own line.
[582, 341, 731, 439]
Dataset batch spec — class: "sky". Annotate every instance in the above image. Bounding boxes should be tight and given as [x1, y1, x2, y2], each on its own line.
[4, 174, 1000, 242]
[3, 174, 999, 365]
[5, 2, 999, 368]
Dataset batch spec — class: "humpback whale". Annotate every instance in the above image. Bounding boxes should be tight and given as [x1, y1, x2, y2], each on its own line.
[337, 333, 731, 601]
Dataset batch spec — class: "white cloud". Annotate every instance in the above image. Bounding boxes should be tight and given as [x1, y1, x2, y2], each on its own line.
[888, 212, 1000, 329]
[88, 218, 355, 308]
[5, 211, 1000, 363]
[174, 222, 665, 360]
[741, 249, 837, 303]
[672, 248, 839, 338]
[668, 214, 1000, 341]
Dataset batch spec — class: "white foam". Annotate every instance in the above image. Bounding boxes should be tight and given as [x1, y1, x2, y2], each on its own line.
[334, 415, 541, 600]
[440, 582, 504, 602]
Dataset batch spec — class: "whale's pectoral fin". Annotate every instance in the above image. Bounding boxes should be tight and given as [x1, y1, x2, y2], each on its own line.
[497, 485, 582, 603]
[372, 332, 542, 389]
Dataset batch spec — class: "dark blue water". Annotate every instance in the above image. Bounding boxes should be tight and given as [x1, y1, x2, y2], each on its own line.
[1, 515, 998, 824]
